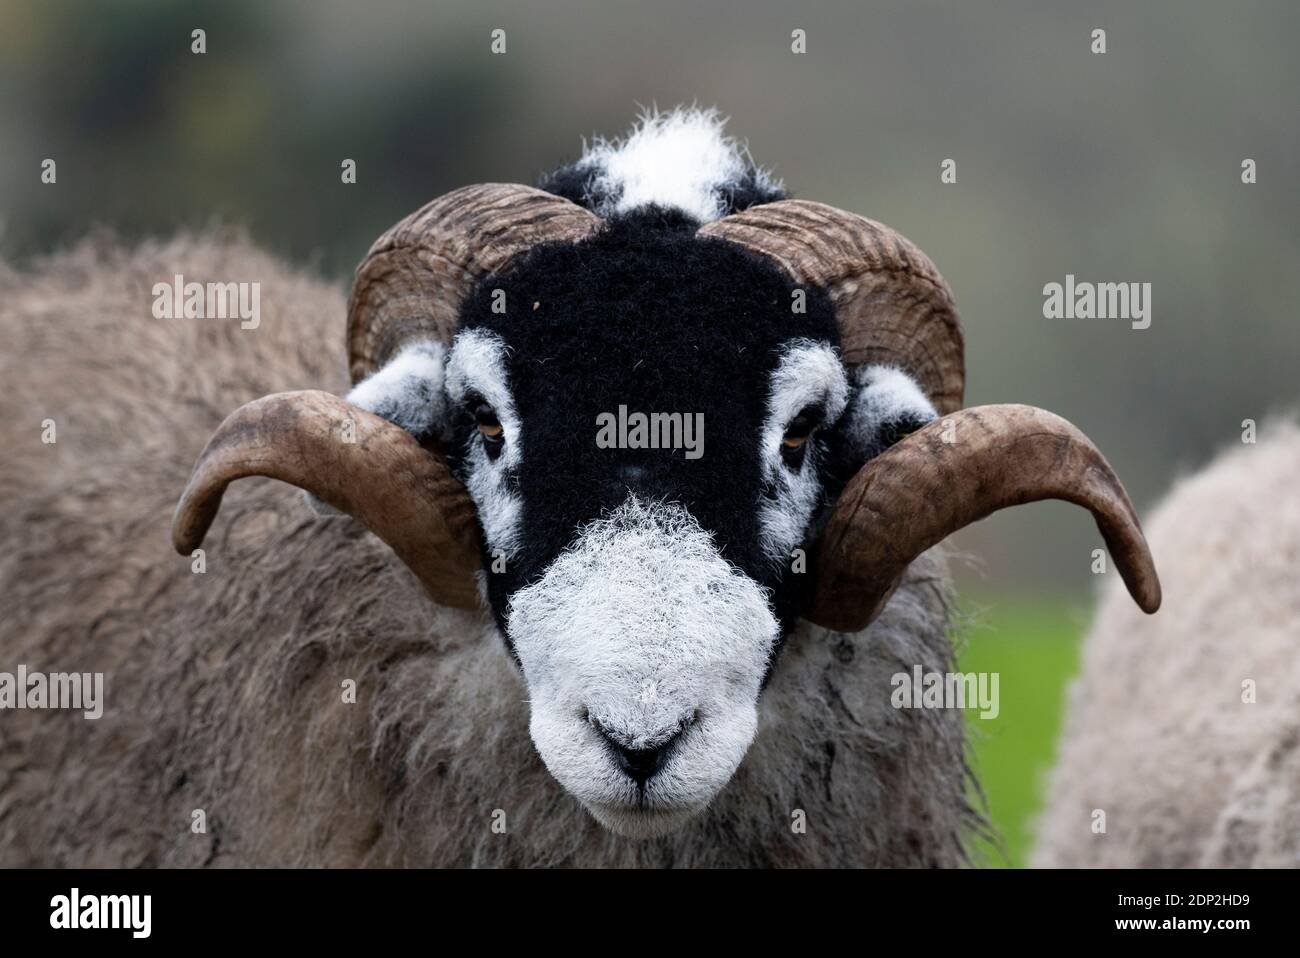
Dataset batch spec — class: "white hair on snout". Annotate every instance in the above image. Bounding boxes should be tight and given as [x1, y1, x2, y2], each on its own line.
[507, 496, 779, 838]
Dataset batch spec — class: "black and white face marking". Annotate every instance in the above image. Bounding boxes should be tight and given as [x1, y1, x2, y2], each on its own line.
[344, 221, 941, 836]
[443, 329, 525, 563]
[343, 255, 938, 837]
[338, 110, 940, 836]
[757, 340, 850, 569]
[444, 220, 846, 834]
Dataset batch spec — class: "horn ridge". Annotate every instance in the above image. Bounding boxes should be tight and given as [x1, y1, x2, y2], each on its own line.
[347, 184, 600, 384]
[699, 199, 964, 413]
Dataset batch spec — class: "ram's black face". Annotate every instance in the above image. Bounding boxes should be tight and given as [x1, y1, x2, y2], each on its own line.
[442, 211, 855, 835]
[451, 212, 844, 631]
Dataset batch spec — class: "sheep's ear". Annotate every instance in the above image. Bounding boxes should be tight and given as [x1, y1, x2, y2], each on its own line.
[301, 340, 449, 519]
[345, 340, 449, 442]
[840, 365, 938, 464]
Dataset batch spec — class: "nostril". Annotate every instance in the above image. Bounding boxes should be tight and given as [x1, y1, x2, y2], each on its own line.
[591, 720, 686, 786]
[612, 737, 679, 785]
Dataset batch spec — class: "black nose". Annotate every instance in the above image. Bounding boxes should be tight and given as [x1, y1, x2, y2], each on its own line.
[594, 724, 684, 786]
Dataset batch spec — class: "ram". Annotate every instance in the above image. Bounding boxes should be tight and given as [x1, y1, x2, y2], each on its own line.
[1034, 420, 1300, 868]
[0, 109, 1159, 866]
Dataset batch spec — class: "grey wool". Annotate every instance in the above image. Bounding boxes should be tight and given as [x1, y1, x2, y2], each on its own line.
[1034, 420, 1300, 868]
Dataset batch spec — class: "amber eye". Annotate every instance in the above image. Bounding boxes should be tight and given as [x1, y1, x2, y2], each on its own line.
[782, 409, 819, 449]
[780, 407, 822, 468]
[474, 403, 502, 439]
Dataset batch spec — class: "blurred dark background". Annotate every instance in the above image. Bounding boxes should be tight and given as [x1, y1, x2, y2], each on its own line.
[3, 0, 1296, 863]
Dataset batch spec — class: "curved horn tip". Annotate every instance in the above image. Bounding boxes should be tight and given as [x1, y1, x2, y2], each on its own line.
[169, 389, 482, 609]
[1132, 571, 1162, 614]
[171, 496, 212, 556]
[171, 518, 196, 556]
[809, 402, 1163, 629]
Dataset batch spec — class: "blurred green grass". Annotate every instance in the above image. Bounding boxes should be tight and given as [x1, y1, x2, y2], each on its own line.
[956, 597, 1086, 868]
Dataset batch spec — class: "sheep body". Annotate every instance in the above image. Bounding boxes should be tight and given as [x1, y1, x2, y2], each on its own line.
[0, 234, 975, 867]
[1033, 421, 1300, 867]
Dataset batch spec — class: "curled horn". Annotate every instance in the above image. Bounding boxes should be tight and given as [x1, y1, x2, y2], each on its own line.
[175, 186, 601, 606]
[809, 405, 1161, 632]
[173, 390, 481, 609]
[699, 200, 964, 414]
[701, 202, 1159, 630]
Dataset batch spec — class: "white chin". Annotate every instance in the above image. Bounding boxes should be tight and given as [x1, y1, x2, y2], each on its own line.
[584, 800, 705, 839]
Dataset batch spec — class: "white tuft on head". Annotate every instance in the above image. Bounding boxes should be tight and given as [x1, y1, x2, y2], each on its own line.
[507, 496, 779, 837]
[575, 106, 782, 224]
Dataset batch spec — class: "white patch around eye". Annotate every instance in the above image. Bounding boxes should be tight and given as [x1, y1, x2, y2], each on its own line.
[444, 329, 523, 558]
[756, 340, 849, 565]
[844, 364, 937, 459]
